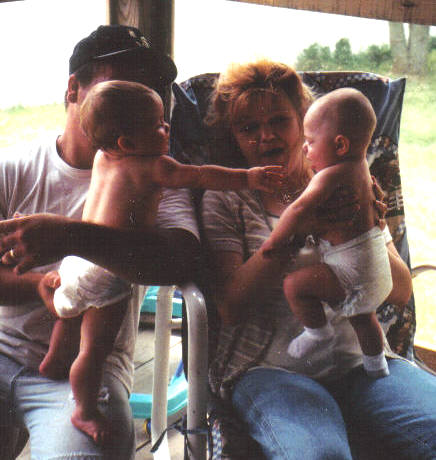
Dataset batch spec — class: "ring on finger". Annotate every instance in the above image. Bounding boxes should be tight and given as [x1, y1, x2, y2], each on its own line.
[9, 248, 17, 260]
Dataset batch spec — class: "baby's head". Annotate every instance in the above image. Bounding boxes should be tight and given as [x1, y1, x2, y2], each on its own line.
[303, 88, 376, 172]
[80, 80, 169, 156]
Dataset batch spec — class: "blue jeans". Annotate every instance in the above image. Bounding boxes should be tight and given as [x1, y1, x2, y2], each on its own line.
[0, 354, 135, 460]
[231, 359, 436, 460]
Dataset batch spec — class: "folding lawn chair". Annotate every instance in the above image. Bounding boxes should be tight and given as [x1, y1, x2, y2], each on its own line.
[168, 69, 434, 459]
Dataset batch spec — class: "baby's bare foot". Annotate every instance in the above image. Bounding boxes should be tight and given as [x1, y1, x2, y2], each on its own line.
[71, 409, 110, 445]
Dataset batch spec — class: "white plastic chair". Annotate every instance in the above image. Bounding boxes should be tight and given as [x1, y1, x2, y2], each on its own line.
[132, 283, 208, 459]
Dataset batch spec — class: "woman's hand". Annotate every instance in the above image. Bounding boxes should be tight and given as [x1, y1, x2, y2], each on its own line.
[309, 178, 387, 234]
[372, 176, 387, 229]
[0, 214, 73, 274]
[317, 185, 360, 224]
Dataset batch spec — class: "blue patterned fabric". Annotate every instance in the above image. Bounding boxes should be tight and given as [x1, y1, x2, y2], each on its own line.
[170, 71, 413, 459]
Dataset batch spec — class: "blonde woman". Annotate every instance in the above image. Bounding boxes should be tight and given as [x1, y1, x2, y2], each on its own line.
[202, 60, 434, 459]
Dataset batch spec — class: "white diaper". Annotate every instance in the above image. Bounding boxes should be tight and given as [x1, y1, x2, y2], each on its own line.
[54, 256, 132, 318]
[319, 227, 393, 317]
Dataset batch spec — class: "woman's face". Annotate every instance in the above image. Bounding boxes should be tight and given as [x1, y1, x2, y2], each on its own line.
[231, 91, 302, 168]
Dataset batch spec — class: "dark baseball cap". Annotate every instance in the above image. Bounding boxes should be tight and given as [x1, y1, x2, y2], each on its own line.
[69, 25, 177, 85]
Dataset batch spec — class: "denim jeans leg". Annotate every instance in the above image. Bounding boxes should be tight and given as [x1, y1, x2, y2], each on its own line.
[231, 367, 353, 460]
[0, 354, 28, 460]
[14, 370, 135, 460]
[0, 420, 29, 460]
[344, 359, 436, 460]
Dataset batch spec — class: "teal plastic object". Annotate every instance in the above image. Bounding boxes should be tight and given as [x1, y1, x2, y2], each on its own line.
[130, 288, 186, 419]
[140, 286, 183, 318]
[130, 360, 188, 419]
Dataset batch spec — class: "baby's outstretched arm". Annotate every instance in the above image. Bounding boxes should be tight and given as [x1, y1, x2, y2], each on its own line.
[152, 156, 285, 192]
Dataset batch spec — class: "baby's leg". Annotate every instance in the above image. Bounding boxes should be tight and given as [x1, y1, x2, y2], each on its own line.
[39, 317, 81, 380]
[283, 263, 345, 358]
[70, 299, 127, 445]
[349, 312, 389, 378]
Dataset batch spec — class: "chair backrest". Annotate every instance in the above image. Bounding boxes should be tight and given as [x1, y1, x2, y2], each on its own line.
[170, 70, 415, 360]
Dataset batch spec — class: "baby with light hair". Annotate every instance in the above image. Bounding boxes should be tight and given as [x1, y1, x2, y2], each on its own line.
[263, 88, 392, 378]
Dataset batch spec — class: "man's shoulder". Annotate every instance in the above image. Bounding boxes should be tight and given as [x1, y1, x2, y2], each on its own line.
[0, 134, 57, 167]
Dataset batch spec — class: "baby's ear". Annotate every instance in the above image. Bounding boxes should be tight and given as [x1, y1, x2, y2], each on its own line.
[335, 135, 350, 156]
[117, 136, 136, 153]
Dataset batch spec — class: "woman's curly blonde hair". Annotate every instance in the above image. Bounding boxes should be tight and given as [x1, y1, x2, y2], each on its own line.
[206, 59, 313, 188]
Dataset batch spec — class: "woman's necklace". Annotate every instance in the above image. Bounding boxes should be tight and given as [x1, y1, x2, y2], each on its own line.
[277, 180, 306, 206]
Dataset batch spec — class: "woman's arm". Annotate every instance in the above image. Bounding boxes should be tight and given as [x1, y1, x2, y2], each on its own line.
[0, 214, 200, 285]
[212, 247, 288, 326]
[385, 240, 413, 306]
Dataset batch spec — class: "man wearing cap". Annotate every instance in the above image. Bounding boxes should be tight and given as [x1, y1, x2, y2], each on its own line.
[0, 25, 199, 459]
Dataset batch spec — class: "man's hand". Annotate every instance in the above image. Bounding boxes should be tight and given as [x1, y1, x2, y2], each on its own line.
[247, 166, 286, 193]
[37, 271, 61, 318]
[0, 213, 73, 274]
[310, 178, 387, 235]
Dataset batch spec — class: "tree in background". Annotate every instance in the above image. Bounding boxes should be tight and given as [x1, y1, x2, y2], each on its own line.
[389, 23, 430, 75]
[334, 38, 354, 68]
[294, 43, 333, 70]
[295, 38, 392, 73]
[295, 28, 434, 76]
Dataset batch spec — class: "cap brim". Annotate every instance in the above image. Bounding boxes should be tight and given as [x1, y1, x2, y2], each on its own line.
[94, 47, 177, 85]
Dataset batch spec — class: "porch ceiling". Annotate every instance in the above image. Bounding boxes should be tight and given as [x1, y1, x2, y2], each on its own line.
[228, 0, 436, 26]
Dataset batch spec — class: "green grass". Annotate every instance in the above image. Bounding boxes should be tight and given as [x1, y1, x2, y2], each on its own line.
[398, 75, 436, 350]
[0, 75, 435, 349]
[0, 103, 65, 148]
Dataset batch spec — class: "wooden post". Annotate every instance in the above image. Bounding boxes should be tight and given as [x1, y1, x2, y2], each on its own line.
[106, 0, 175, 118]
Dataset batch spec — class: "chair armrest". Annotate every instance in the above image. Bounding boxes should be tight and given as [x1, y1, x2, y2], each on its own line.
[415, 345, 436, 375]
[411, 264, 436, 278]
[410, 265, 436, 375]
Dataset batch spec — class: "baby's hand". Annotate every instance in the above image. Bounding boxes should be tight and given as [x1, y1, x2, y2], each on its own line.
[38, 271, 61, 318]
[247, 166, 286, 192]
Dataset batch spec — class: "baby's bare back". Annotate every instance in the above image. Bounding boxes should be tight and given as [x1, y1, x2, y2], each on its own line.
[320, 160, 377, 245]
[83, 152, 161, 230]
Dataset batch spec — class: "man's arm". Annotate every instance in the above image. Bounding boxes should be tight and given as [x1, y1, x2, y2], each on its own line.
[0, 265, 44, 305]
[0, 215, 200, 285]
